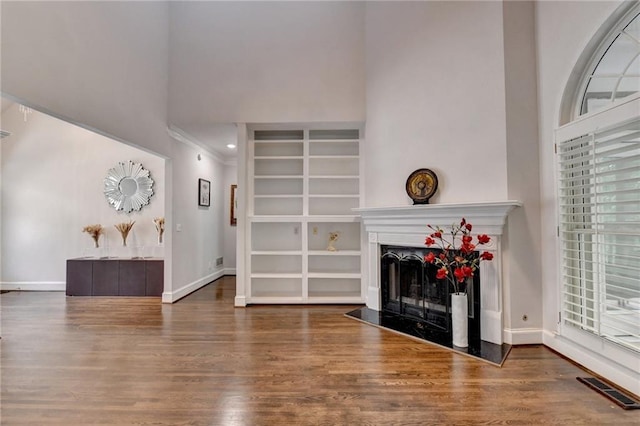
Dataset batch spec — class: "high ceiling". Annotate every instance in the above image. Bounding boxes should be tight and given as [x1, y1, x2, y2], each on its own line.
[171, 123, 238, 162]
[1, 96, 237, 161]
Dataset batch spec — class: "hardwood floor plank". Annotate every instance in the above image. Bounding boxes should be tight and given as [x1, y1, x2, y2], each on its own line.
[1, 276, 637, 425]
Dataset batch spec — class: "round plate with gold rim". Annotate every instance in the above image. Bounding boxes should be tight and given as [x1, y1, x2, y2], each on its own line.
[405, 168, 438, 204]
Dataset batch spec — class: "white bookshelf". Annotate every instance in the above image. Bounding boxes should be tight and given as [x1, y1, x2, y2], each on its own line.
[246, 126, 364, 304]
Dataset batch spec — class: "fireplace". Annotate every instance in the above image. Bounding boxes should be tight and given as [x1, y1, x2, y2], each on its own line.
[381, 245, 481, 343]
[355, 201, 521, 345]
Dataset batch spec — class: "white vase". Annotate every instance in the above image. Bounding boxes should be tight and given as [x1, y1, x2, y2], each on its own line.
[451, 293, 468, 347]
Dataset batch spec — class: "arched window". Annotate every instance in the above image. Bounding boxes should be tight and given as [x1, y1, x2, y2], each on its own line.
[556, 3, 640, 359]
[579, 8, 640, 116]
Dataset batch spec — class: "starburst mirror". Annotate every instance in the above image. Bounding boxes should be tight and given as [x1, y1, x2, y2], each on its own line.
[104, 161, 154, 213]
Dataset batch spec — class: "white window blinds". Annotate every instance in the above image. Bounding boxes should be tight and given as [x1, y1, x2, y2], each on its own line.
[558, 117, 640, 352]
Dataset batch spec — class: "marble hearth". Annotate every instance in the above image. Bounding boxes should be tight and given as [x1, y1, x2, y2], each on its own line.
[354, 201, 521, 345]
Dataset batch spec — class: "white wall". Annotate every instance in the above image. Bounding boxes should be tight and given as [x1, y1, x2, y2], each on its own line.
[502, 1, 543, 343]
[1, 104, 165, 289]
[168, 1, 365, 125]
[364, 1, 508, 207]
[166, 140, 225, 302]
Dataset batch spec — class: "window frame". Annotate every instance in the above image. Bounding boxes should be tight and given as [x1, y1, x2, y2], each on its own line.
[574, 5, 640, 119]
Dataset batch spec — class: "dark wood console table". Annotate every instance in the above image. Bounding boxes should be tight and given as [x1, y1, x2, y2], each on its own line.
[66, 258, 163, 296]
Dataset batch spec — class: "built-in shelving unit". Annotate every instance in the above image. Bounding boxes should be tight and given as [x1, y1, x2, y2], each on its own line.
[246, 126, 364, 304]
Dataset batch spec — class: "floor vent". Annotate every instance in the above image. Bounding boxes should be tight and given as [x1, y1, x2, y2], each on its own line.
[577, 377, 640, 410]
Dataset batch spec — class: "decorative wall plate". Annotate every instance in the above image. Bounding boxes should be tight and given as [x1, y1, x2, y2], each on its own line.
[104, 161, 154, 213]
[405, 168, 438, 204]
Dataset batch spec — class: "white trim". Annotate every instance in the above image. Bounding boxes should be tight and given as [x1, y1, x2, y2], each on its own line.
[167, 125, 225, 164]
[503, 327, 543, 345]
[354, 201, 522, 235]
[162, 269, 224, 303]
[235, 123, 248, 308]
[234, 295, 247, 307]
[223, 268, 237, 276]
[556, 93, 640, 141]
[482, 309, 503, 345]
[572, 3, 640, 120]
[543, 330, 640, 396]
[1, 281, 65, 291]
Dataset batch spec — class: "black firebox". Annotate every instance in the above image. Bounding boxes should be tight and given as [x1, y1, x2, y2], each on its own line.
[380, 245, 481, 344]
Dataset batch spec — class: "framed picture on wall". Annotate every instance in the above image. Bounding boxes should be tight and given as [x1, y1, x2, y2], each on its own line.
[230, 184, 237, 226]
[198, 178, 210, 207]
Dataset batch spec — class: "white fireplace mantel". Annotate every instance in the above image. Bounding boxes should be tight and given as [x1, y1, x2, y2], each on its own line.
[354, 201, 522, 345]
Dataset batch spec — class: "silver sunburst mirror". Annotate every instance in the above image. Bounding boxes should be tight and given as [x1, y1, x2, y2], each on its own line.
[104, 161, 154, 213]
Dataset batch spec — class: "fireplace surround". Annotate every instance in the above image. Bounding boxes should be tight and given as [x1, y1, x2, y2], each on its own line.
[355, 201, 521, 345]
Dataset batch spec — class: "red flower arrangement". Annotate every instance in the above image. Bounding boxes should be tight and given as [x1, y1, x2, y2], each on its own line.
[424, 218, 494, 294]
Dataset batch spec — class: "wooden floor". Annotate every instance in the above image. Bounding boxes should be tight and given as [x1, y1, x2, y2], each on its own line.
[1, 276, 637, 425]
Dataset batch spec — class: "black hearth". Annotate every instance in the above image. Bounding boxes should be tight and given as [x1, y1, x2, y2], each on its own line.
[345, 245, 511, 366]
[380, 245, 481, 345]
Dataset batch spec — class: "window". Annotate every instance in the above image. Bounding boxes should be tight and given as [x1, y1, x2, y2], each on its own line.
[558, 118, 640, 352]
[580, 9, 640, 116]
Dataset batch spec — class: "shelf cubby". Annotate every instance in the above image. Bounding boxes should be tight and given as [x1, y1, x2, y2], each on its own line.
[251, 254, 302, 274]
[309, 140, 359, 156]
[308, 222, 361, 251]
[309, 196, 359, 216]
[255, 177, 303, 195]
[309, 157, 359, 176]
[308, 254, 360, 274]
[254, 197, 303, 215]
[254, 141, 303, 157]
[309, 177, 359, 195]
[308, 277, 362, 298]
[255, 158, 303, 176]
[251, 222, 302, 251]
[251, 277, 303, 298]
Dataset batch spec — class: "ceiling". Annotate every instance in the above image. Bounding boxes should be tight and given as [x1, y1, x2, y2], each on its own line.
[171, 123, 238, 162]
[1, 96, 238, 161]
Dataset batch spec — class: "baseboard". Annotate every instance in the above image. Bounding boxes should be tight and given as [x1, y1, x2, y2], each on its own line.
[1, 269, 237, 295]
[503, 327, 543, 345]
[162, 269, 224, 303]
[234, 295, 247, 307]
[1, 281, 65, 291]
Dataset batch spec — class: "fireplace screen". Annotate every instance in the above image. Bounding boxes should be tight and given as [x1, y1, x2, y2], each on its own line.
[381, 245, 480, 340]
